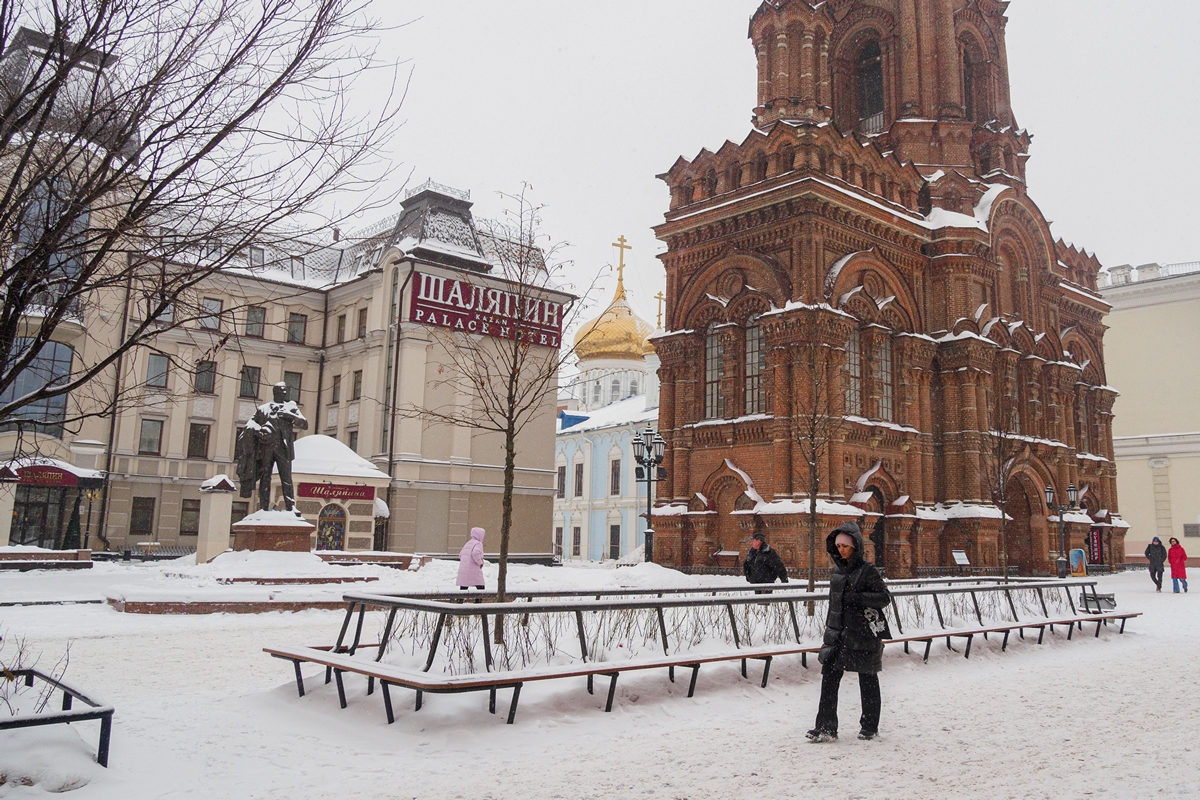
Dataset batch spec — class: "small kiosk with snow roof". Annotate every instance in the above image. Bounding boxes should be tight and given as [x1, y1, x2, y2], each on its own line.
[279, 435, 392, 552]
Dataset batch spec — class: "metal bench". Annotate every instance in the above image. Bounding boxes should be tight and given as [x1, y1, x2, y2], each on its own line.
[0, 669, 114, 766]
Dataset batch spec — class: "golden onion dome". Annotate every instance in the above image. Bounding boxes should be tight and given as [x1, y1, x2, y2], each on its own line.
[574, 275, 654, 363]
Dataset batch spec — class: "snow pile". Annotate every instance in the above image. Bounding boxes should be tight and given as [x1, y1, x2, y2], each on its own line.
[0, 725, 101, 793]
[233, 510, 314, 529]
[287, 435, 388, 479]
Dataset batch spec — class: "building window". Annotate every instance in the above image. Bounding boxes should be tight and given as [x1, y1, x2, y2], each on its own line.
[554, 527, 564, 558]
[1076, 397, 1089, 453]
[248, 246, 265, 268]
[610, 378, 620, 404]
[610, 459, 621, 496]
[574, 462, 584, 498]
[348, 430, 359, 453]
[351, 370, 363, 400]
[0, 340, 74, 437]
[139, 419, 164, 455]
[287, 313, 307, 344]
[245, 306, 266, 338]
[283, 371, 302, 404]
[231, 501, 249, 526]
[336, 314, 346, 344]
[556, 466, 566, 499]
[705, 324, 725, 419]
[330, 374, 341, 405]
[194, 361, 216, 394]
[289, 256, 304, 280]
[963, 51, 975, 122]
[592, 382, 601, 404]
[572, 526, 582, 557]
[609, 524, 621, 560]
[357, 308, 368, 339]
[200, 298, 223, 330]
[845, 331, 863, 416]
[187, 423, 210, 459]
[239, 365, 261, 398]
[630, 378, 639, 397]
[146, 354, 169, 389]
[857, 40, 885, 134]
[876, 336, 894, 422]
[130, 497, 156, 539]
[745, 317, 765, 415]
[179, 499, 201, 536]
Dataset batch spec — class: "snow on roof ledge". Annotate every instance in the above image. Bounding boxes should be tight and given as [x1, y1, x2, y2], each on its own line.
[287, 435, 390, 479]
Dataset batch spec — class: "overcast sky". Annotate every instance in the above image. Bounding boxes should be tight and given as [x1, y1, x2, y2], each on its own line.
[361, 1, 1200, 326]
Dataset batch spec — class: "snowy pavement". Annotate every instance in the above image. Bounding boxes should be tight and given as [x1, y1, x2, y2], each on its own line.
[0, 564, 1196, 799]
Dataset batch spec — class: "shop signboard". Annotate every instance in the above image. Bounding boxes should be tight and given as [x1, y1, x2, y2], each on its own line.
[1088, 527, 1104, 564]
[298, 483, 375, 502]
[410, 271, 564, 348]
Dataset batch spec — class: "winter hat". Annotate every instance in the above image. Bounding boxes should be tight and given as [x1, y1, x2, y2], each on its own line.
[751, 532, 766, 542]
[1152, 537, 1161, 543]
[835, 532, 857, 549]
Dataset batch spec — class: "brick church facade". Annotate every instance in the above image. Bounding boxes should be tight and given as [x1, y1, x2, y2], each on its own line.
[649, 0, 1125, 577]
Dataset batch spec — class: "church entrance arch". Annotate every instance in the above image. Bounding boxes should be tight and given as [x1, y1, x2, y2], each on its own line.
[863, 486, 887, 572]
[317, 504, 347, 551]
[714, 482, 746, 555]
[1003, 475, 1039, 575]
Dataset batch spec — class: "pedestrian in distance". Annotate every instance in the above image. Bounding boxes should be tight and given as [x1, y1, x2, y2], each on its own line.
[1167, 537, 1188, 594]
[807, 522, 892, 743]
[1144, 536, 1168, 592]
[457, 527, 486, 591]
[743, 531, 789, 585]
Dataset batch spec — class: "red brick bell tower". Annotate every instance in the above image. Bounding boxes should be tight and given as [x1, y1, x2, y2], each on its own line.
[650, 0, 1123, 578]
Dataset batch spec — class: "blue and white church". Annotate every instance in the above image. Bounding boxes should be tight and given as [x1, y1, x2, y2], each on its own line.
[554, 250, 661, 562]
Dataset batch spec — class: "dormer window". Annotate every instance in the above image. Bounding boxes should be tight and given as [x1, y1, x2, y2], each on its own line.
[857, 41, 884, 134]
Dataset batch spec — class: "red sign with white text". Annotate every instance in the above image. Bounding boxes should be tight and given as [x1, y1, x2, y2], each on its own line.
[409, 271, 563, 348]
[19, 466, 79, 487]
[298, 483, 375, 501]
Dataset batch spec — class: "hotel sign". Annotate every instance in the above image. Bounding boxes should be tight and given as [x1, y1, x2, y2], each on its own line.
[410, 272, 563, 348]
[298, 483, 375, 501]
[20, 465, 80, 487]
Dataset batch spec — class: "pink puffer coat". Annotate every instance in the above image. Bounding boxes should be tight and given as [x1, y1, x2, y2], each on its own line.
[457, 527, 486, 587]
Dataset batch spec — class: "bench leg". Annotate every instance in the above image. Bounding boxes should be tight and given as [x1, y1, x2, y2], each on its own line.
[62, 691, 73, 711]
[1019, 627, 1025, 640]
[923, 639, 932, 662]
[801, 652, 807, 669]
[587, 675, 593, 695]
[507, 684, 522, 724]
[325, 666, 332, 685]
[489, 688, 497, 714]
[760, 656, 772, 688]
[415, 690, 423, 712]
[292, 660, 306, 698]
[367, 676, 375, 696]
[97, 713, 112, 767]
[903, 641, 909, 655]
[1120, 618, 1127, 634]
[687, 665, 700, 698]
[1095, 620, 1102, 638]
[604, 674, 619, 712]
[382, 682, 395, 724]
[334, 670, 347, 709]
[1002, 631, 1010, 652]
[741, 658, 747, 679]
[964, 634, 974, 659]
[669, 666, 674, 684]
[1067, 622, 1074, 641]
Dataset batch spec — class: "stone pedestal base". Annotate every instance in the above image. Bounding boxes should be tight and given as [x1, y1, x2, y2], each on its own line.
[231, 510, 315, 552]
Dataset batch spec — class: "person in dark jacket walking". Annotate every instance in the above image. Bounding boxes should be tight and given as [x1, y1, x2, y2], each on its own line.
[1145, 537, 1167, 592]
[744, 532, 789, 585]
[807, 522, 892, 743]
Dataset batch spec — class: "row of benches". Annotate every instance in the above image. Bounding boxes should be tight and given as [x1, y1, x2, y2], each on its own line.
[266, 608, 1139, 725]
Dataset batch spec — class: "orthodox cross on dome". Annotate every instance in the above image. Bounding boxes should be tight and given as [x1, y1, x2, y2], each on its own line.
[655, 291, 665, 329]
[612, 235, 632, 286]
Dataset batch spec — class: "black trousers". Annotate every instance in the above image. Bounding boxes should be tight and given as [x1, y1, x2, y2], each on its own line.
[815, 663, 881, 736]
[1150, 566, 1164, 590]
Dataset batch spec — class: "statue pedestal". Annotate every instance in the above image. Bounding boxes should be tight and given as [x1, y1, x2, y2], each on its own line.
[232, 510, 315, 553]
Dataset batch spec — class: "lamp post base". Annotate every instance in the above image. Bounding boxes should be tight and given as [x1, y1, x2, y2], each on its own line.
[1056, 557, 1069, 579]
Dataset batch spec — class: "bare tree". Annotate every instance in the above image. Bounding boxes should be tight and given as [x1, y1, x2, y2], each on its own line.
[0, 0, 403, 435]
[397, 187, 595, 641]
[985, 355, 1023, 582]
[774, 309, 852, 604]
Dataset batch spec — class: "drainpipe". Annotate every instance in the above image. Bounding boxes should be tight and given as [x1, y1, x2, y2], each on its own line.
[314, 286, 329, 439]
[384, 262, 416, 551]
[97, 259, 135, 551]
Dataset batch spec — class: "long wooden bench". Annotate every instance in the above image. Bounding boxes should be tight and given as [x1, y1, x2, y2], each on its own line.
[266, 609, 1139, 724]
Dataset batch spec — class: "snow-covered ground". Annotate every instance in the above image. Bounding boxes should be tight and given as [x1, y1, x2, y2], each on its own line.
[0, 562, 1196, 799]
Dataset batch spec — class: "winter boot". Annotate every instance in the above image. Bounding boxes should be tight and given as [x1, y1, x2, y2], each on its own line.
[857, 730, 877, 740]
[806, 729, 837, 743]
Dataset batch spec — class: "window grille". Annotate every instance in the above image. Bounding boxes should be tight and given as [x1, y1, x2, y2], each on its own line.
[876, 337, 894, 422]
[572, 527, 582, 557]
[745, 318, 765, 414]
[845, 332, 862, 416]
[556, 466, 566, 499]
[610, 460, 621, 496]
[609, 524, 621, 560]
[705, 325, 725, 419]
[574, 463, 584, 498]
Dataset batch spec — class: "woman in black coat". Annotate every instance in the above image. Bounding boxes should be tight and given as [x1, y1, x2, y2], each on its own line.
[807, 522, 892, 742]
[1144, 537, 1167, 592]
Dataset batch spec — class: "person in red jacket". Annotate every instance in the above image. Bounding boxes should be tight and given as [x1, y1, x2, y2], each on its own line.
[1167, 537, 1188, 593]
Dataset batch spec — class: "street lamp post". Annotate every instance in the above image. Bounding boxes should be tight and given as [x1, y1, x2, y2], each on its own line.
[631, 425, 666, 563]
[1045, 482, 1079, 579]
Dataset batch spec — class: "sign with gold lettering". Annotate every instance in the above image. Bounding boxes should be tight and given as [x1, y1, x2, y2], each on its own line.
[298, 483, 375, 501]
[410, 271, 563, 348]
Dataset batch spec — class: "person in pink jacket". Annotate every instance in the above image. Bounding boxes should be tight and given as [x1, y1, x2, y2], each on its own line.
[457, 527, 486, 590]
[1167, 537, 1188, 594]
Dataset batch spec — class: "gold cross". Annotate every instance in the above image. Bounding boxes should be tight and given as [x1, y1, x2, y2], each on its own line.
[612, 235, 632, 283]
[655, 291, 665, 329]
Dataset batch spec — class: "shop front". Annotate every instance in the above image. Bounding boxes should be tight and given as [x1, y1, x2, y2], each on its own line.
[1, 458, 105, 549]
[283, 435, 391, 552]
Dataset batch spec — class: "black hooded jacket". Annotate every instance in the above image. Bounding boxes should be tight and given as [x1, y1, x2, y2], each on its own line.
[744, 543, 789, 584]
[819, 522, 892, 674]
[1144, 541, 1167, 570]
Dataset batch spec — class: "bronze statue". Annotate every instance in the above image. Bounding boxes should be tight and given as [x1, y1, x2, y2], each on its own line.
[235, 382, 309, 512]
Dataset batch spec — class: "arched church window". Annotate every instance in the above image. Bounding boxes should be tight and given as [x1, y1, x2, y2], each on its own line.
[857, 40, 884, 134]
[876, 335, 894, 422]
[704, 324, 725, 419]
[610, 378, 621, 404]
[963, 51, 975, 121]
[755, 153, 769, 183]
[744, 316, 765, 415]
[845, 330, 863, 416]
[592, 381, 601, 405]
[1077, 393, 1091, 453]
[629, 378, 639, 397]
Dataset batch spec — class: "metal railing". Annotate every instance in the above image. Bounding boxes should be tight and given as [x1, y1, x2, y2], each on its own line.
[0, 669, 114, 766]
